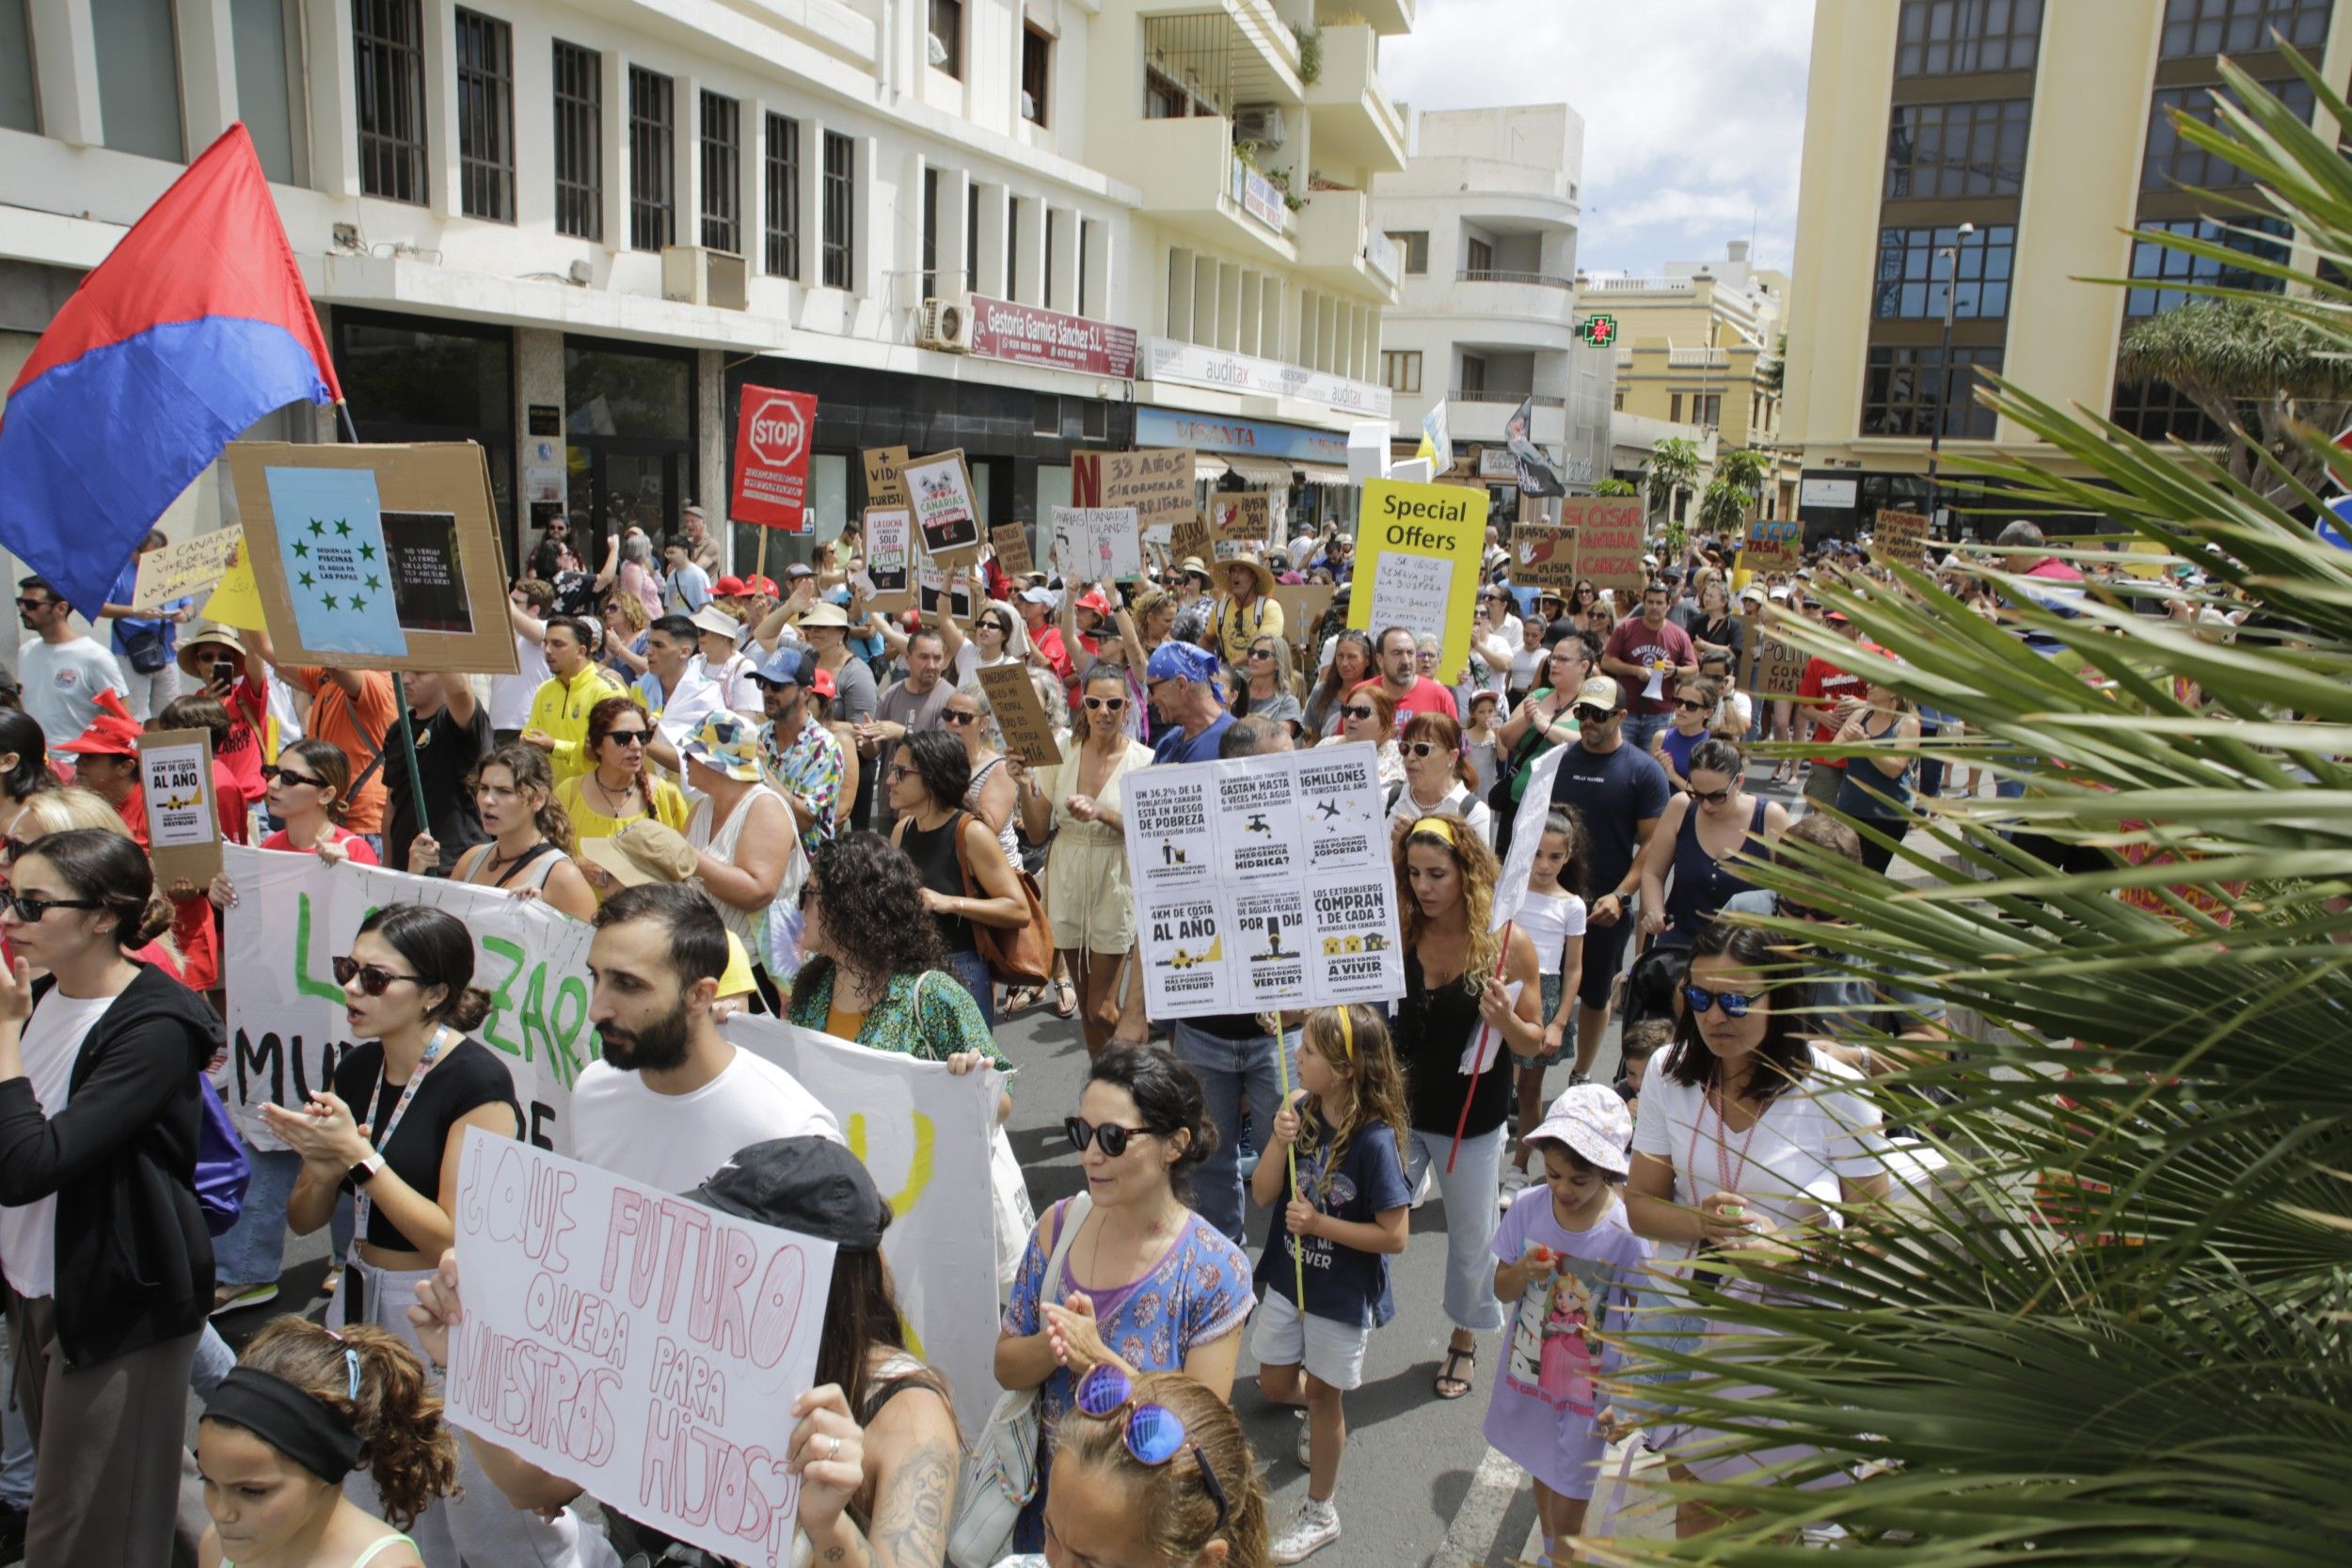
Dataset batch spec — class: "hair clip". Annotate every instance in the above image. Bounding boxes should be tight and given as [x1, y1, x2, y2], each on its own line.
[344, 1347, 361, 1400]
[1338, 1006, 1355, 1062]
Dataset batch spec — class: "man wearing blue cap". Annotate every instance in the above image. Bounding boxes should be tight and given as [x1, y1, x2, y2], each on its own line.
[1145, 641, 1233, 765]
[754, 642, 843, 855]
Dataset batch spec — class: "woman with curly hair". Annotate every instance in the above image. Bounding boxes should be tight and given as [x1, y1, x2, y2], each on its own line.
[1391, 815, 1544, 1404]
[430, 744, 598, 923]
[195, 1314, 458, 1568]
[1303, 630, 1375, 740]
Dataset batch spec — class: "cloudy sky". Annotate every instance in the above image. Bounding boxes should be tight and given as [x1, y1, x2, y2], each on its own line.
[1381, 0, 1817, 277]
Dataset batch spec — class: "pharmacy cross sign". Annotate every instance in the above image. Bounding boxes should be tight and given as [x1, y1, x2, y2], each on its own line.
[1577, 315, 1618, 349]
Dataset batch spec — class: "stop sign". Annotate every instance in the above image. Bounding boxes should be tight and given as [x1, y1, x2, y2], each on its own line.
[746, 391, 808, 468]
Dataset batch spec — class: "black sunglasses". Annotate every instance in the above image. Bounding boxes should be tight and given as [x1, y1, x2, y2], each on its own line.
[1065, 1116, 1151, 1159]
[332, 956, 421, 996]
[1572, 705, 1614, 725]
[1676, 698, 1709, 712]
[0, 890, 99, 923]
[1342, 705, 1376, 721]
[601, 729, 650, 746]
[942, 710, 980, 726]
[1774, 893, 1826, 923]
[1688, 785, 1733, 805]
[262, 766, 326, 788]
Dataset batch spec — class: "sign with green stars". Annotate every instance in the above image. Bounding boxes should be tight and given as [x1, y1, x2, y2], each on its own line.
[1576, 314, 1618, 348]
[260, 467, 410, 657]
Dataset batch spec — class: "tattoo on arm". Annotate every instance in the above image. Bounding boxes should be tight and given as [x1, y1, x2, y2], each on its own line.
[822, 1549, 846, 1564]
[869, 1437, 958, 1568]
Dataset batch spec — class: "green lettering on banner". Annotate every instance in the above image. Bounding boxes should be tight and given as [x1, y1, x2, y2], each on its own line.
[548, 975, 594, 1089]
[479, 936, 528, 1059]
[293, 893, 347, 1005]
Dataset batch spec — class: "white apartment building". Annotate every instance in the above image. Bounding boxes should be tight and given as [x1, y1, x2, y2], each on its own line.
[0, 0, 1406, 591]
[1370, 102, 1611, 513]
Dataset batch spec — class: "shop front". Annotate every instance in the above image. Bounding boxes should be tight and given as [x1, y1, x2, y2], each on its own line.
[563, 335, 700, 567]
[1134, 407, 1361, 538]
[332, 308, 517, 564]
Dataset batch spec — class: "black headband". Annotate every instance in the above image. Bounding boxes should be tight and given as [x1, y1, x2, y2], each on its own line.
[203, 1368, 364, 1484]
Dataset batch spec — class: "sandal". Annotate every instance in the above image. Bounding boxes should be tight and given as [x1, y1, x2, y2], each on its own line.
[1002, 986, 1044, 1018]
[1052, 979, 1078, 1019]
[1433, 1343, 1477, 1401]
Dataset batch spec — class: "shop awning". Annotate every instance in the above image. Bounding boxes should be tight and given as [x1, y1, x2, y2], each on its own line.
[1295, 463, 1352, 486]
[1193, 457, 1230, 484]
[1221, 454, 1296, 489]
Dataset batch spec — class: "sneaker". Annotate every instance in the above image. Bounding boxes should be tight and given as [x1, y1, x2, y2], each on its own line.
[1498, 1164, 1532, 1212]
[1410, 1162, 1434, 1209]
[1268, 1498, 1341, 1563]
[211, 1281, 278, 1317]
[1295, 1414, 1311, 1467]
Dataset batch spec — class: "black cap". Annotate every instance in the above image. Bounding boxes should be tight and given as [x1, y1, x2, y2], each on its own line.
[690, 1137, 890, 1251]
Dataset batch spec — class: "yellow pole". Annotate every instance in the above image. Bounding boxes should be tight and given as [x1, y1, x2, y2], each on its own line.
[1276, 1018, 1306, 1313]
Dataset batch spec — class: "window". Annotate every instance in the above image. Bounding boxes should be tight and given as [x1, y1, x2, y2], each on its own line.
[1, 0, 35, 133]
[454, 10, 514, 222]
[1388, 230, 1429, 276]
[1034, 393, 1061, 437]
[764, 113, 800, 278]
[1613, 388, 1626, 411]
[1144, 68, 1186, 120]
[930, 0, 962, 79]
[1873, 224, 2015, 319]
[1022, 24, 1051, 126]
[1861, 343, 2003, 436]
[1883, 98, 2031, 198]
[965, 182, 979, 293]
[1670, 392, 1682, 422]
[2160, 0, 2329, 58]
[1692, 393, 1723, 428]
[1083, 399, 1109, 440]
[1006, 198, 1020, 302]
[1381, 351, 1422, 394]
[91, 0, 185, 162]
[628, 67, 674, 252]
[1465, 235, 1494, 276]
[821, 130, 855, 290]
[551, 41, 601, 241]
[1460, 355, 1486, 396]
[1044, 209, 1057, 307]
[700, 90, 739, 252]
[354, 0, 426, 198]
[2125, 215, 2291, 315]
[2143, 77, 2314, 190]
[2112, 368, 2227, 443]
[230, 0, 307, 183]
[1895, 0, 2043, 76]
[921, 166, 940, 301]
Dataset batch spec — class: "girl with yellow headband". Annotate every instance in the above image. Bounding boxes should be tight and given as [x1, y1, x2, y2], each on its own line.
[1391, 813, 1547, 1405]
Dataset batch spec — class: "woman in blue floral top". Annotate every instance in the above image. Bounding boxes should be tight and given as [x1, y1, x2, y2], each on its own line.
[995, 1047, 1256, 1554]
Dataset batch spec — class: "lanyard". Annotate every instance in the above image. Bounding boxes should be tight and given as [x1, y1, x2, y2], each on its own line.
[1689, 1079, 1763, 1202]
[352, 1027, 450, 1253]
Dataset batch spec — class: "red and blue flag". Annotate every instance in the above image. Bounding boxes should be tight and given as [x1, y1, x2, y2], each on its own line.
[0, 123, 341, 618]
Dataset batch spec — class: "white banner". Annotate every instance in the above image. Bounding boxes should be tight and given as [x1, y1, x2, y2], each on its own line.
[1141, 338, 1393, 420]
[448, 1129, 834, 1567]
[1490, 744, 1569, 931]
[1120, 744, 1404, 1019]
[726, 1016, 1004, 1444]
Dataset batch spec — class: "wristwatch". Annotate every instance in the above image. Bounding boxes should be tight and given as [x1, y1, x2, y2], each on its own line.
[347, 1152, 387, 1189]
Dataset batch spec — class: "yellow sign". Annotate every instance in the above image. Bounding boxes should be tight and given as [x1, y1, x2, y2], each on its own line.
[199, 538, 269, 629]
[1346, 477, 1487, 683]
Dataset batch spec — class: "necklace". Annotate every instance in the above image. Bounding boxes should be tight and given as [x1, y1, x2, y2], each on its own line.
[588, 769, 641, 818]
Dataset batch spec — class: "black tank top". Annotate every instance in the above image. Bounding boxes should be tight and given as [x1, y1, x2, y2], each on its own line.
[898, 812, 975, 954]
[1399, 947, 1512, 1137]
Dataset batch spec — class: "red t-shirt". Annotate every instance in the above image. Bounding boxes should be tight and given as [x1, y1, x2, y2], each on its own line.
[1601, 613, 1698, 717]
[1356, 676, 1458, 721]
[260, 825, 381, 863]
[1798, 652, 1867, 768]
[212, 677, 268, 805]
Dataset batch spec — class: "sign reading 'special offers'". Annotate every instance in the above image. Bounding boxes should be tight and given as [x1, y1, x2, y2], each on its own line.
[1347, 477, 1487, 684]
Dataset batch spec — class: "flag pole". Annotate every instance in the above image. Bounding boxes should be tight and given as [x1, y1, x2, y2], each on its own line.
[1274, 1018, 1306, 1314]
[334, 402, 433, 848]
[1446, 923, 1515, 1174]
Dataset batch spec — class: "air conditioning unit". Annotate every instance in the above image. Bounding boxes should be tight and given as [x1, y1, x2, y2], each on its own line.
[1234, 104, 1286, 149]
[916, 295, 974, 353]
[660, 245, 748, 310]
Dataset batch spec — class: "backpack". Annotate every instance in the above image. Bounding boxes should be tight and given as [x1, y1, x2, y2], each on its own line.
[196, 1074, 251, 1236]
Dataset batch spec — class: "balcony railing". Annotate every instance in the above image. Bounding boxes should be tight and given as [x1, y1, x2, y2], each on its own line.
[1668, 347, 1730, 368]
[1450, 389, 1566, 406]
[1456, 268, 1574, 289]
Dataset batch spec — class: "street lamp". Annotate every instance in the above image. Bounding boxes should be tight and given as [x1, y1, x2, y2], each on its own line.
[1926, 220, 1974, 538]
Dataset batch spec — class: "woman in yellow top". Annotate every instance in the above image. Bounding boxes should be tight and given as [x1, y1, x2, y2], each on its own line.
[553, 695, 691, 848]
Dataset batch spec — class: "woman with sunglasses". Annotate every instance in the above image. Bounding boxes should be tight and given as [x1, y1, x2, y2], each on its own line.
[1390, 816, 1544, 1403]
[942, 682, 1023, 863]
[1321, 683, 1402, 786]
[1569, 580, 1599, 621]
[887, 731, 1029, 1026]
[998, 1046, 1254, 1555]
[946, 594, 1030, 689]
[1649, 676, 1724, 793]
[0, 829, 218, 1564]
[1230, 635, 1303, 734]
[1013, 666, 1154, 1055]
[1635, 738, 1788, 950]
[217, 742, 379, 894]
[257, 906, 588, 1568]
[1302, 630, 1375, 740]
[1624, 918, 1888, 1537]
[596, 591, 650, 682]
[552, 695, 691, 856]
[1387, 712, 1494, 847]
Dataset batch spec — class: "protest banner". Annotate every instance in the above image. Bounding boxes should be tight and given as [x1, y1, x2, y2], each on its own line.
[863, 445, 910, 509]
[1347, 476, 1487, 683]
[902, 450, 984, 566]
[224, 442, 517, 674]
[1050, 506, 1143, 583]
[978, 661, 1063, 768]
[732, 386, 817, 531]
[990, 524, 1034, 579]
[1874, 508, 1931, 570]
[1167, 512, 1213, 566]
[1514, 524, 1578, 593]
[133, 525, 244, 612]
[447, 1129, 835, 1567]
[1073, 448, 1195, 543]
[1211, 494, 1269, 546]
[1488, 744, 1569, 931]
[1121, 742, 1403, 1019]
[725, 1018, 1005, 1443]
[1567, 497, 1646, 601]
[1271, 583, 1334, 653]
[200, 534, 269, 628]
[1752, 628, 1809, 698]
[1743, 515, 1802, 574]
[138, 727, 220, 884]
[863, 506, 914, 610]
[915, 560, 974, 622]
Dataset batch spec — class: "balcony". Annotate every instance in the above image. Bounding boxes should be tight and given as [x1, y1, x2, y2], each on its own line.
[1668, 346, 1731, 368]
[1447, 391, 1567, 449]
[1427, 269, 1578, 346]
[1139, 3, 1305, 114]
[1320, 0, 1412, 35]
[1305, 24, 1406, 174]
[1091, 113, 1297, 264]
[1295, 188, 1400, 302]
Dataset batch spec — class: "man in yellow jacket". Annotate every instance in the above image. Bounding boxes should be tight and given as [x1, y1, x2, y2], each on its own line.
[521, 613, 634, 784]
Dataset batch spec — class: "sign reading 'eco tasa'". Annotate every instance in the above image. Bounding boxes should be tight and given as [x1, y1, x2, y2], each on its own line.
[1346, 476, 1489, 683]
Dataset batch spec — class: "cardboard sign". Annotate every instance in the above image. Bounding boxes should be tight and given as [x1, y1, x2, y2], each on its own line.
[1050, 506, 1143, 584]
[1743, 515, 1802, 574]
[1167, 513, 1213, 567]
[1271, 583, 1334, 650]
[1515, 525, 1579, 592]
[448, 1131, 835, 1567]
[1120, 742, 1404, 1018]
[1566, 497, 1647, 601]
[862, 445, 910, 509]
[138, 727, 221, 884]
[903, 449, 984, 566]
[223, 443, 518, 674]
[132, 526, 244, 612]
[733, 385, 817, 531]
[1211, 493, 1269, 546]
[1875, 508, 1931, 571]
[1347, 477, 1487, 683]
[1752, 626, 1809, 698]
[1073, 448, 1195, 543]
[977, 661, 1063, 768]
[863, 507, 914, 610]
[990, 525, 1034, 579]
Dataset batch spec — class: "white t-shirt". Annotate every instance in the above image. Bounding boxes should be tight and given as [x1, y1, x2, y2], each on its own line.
[489, 631, 552, 732]
[18, 635, 127, 751]
[1514, 889, 1589, 976]
[0, 990, 116, 1298]
[569, 1046, 841, 1192]
[1387, 780, 1495, 848]
[709, 651, 763, 715]
[1629, 1044, 1885, 1301]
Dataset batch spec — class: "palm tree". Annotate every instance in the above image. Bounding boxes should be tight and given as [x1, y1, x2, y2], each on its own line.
[2119, 296, 2352, 502]
[1586, 51, 2352, 1567]
[1645, 436, 1703, 540]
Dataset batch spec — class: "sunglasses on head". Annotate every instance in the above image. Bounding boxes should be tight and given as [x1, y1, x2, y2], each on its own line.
[1065, 1116, 1150, 1159]
[1073, 1364, 1231, 1536]
[262, 765, 325, 789]
[331, 957, 422, 996]
[1682, 983, 1758, 1019]
[1571, 705, 1613, 725]
[0, 889, 99, 923]
[1083, 695, 1127, 711]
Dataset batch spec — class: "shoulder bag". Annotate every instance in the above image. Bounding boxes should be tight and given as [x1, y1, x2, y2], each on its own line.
[946, 1192, 1092, 1568]
[951, 810, 1053, 987]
